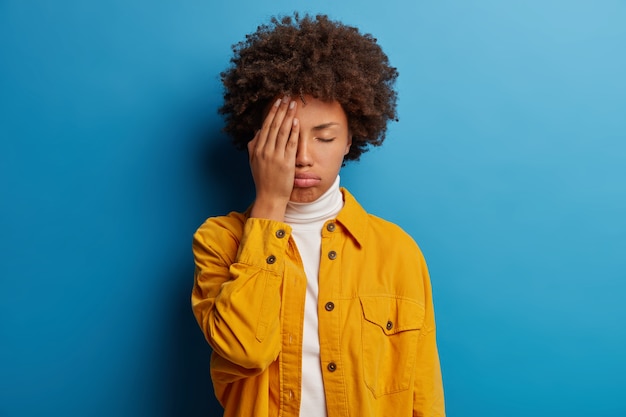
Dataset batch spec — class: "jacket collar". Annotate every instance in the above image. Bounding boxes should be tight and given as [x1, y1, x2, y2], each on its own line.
[336, 188, 368, 247]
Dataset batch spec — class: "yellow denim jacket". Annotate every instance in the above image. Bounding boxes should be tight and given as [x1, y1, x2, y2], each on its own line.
[192, 188, 445, 417]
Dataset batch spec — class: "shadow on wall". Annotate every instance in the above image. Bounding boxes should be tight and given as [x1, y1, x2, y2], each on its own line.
[163, 126, 254, 416]
[165, 268, 222, 416]
[197, 129, 255, 215]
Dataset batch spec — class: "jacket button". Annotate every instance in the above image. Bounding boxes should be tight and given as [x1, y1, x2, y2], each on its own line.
[266, 255, 276, 264]
[325, 302, 335, 311]
[326, 223, 336, 232]
[276, 229, 286, 238]
[327, 362, 337, 372]
[386, 320, 393, 330]
[328, 250, 337, 260]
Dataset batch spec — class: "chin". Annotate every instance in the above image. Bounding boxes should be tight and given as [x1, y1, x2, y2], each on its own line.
[290, 188, 320, 203]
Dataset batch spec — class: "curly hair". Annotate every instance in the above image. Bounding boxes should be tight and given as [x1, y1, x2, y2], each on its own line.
[219, 13, 398, 161]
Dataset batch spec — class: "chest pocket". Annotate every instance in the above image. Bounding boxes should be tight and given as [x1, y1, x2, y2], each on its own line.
[359, 295, 425, 398]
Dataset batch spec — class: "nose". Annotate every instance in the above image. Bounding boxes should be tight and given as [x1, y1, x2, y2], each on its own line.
[295, 136, 312, 167]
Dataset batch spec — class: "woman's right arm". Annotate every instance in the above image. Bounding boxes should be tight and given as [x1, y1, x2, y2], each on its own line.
[191, 215, 292, 379]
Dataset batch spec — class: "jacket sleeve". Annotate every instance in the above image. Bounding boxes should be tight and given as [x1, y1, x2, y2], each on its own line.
[191, 216, 292, 379]
[413, 254, 446, 417]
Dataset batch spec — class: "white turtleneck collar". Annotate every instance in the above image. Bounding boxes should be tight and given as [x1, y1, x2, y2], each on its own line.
[284, 176, 343, 225]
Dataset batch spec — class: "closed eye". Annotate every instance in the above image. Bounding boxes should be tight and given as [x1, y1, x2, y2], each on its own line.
[316, 137, 336, 143]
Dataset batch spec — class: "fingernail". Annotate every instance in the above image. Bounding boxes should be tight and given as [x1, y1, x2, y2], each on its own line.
[274, 98, 281, 107]
[282, 95, 290, 104]
[289, 100, 295, 109]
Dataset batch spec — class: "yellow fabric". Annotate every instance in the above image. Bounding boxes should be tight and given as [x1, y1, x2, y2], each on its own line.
[191, 188, 445, 417]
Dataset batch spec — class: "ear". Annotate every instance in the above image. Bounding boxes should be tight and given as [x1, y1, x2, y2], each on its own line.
[344, 133, 352, 156]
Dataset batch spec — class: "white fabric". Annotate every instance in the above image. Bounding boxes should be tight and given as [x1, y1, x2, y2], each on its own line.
[285, 176, 343, 417]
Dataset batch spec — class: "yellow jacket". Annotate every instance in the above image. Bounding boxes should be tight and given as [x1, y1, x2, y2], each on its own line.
[192, 188, 445, 417]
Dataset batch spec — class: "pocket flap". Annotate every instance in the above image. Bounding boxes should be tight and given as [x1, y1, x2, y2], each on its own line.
[359, 296, 424, 335]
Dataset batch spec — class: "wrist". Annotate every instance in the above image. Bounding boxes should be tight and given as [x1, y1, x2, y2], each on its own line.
[250, 197, 289, 221]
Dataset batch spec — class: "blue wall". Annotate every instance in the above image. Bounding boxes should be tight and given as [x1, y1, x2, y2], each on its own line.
[1, 1, 625, 416]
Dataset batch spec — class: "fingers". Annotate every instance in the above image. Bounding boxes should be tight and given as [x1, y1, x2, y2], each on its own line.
[284, 117, 299, 161]
[255, 95, 297, 155]
[274, 99, 297, 152]
[253, 97, 282, 153]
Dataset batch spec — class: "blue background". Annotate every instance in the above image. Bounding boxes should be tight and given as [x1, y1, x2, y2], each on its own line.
[1, 1, 625, 416]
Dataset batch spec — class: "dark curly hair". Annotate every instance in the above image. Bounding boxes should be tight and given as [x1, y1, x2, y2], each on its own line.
[219, 13, 398, 161]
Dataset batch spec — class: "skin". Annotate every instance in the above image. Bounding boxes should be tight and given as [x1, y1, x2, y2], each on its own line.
[248, 95, 352, 221]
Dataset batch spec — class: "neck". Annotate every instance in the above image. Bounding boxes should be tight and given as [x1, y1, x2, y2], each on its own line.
[285, 176, 343, 224]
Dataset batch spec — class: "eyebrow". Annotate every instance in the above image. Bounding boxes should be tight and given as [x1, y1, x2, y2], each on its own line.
[312, 122, 340, 131]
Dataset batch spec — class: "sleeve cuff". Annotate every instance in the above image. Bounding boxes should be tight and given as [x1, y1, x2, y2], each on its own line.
[235, 218, 293, 274]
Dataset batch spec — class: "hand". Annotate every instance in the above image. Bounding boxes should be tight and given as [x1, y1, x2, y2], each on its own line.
[248, 95, 299, 221]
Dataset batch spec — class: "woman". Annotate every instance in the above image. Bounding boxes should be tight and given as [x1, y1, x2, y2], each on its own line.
[192, 13, 445, 417]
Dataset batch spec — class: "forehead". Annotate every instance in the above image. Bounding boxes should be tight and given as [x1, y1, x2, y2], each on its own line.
[295, 96, 347, 126]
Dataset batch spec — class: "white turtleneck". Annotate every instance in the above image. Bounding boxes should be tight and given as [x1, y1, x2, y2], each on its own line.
[284, 176, 343, 417]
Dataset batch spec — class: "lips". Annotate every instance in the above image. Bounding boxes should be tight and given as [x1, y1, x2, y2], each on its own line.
[294, 173, 321, 188]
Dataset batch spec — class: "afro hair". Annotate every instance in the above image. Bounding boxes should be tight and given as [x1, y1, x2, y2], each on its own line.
[219, 13, 399, 161]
